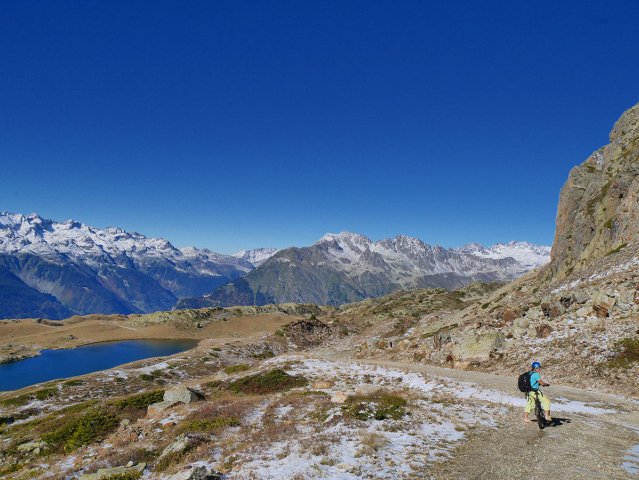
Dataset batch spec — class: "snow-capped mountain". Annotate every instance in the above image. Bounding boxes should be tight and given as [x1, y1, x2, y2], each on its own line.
[456, 241, 551, 270]
[0, 212, 253, 318]
[0, 213, 551, 317]
[0, 212, 251, 272]
[182, 232, 550, 308]
[233, 248, 280, 267]
[311, 232, 548, 282]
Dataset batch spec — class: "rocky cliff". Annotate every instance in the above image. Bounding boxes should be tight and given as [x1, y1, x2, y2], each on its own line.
[552, 101, 639, 278]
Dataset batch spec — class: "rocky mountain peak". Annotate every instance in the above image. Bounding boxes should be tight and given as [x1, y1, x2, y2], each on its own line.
[232, 248, 280, 267]
[609, 101, 639, 145]
[551, 101, 639, 278]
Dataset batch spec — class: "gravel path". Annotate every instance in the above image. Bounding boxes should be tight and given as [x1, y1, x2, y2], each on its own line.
[310, 351, 639, 479]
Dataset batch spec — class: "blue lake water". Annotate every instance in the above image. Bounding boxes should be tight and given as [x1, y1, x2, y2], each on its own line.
[0, 339, 197, 391]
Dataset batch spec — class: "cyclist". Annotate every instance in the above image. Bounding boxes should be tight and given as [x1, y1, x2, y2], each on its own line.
[523, 361, 552, 423]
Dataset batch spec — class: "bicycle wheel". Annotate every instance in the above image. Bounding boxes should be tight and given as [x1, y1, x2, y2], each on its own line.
[535, 397, 545, 429]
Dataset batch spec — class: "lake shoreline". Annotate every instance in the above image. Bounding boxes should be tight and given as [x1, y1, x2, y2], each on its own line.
[0, 338, 201, 392]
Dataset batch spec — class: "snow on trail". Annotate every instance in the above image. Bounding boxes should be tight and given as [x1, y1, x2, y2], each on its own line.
[266, 356, 615, 415]
[622, 443, 639, 475]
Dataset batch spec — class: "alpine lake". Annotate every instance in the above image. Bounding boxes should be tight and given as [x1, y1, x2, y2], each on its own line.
[0, 339, 197, 391]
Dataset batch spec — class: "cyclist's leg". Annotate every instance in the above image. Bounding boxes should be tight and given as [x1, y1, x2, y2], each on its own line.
[539, 391, 552, 420]
[524, 392, 534, 422]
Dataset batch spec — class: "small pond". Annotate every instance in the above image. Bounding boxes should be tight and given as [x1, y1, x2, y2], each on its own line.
[0, 339, 197, 391]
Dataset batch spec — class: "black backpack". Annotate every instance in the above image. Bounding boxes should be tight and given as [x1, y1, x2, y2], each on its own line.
[517, 371, 532, 393]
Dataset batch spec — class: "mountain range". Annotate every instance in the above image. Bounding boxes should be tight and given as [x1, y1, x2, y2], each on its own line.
[178, 232, 550, 308]
[0, 212, 549, 319]
[0, 212, 253, 318]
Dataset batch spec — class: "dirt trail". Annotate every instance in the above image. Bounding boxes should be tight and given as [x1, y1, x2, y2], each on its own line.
[310, 351, 639, 480]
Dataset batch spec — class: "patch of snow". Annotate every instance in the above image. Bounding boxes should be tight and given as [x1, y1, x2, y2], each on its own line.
[133, 361, 170, 374]
[159, 412, 184, 426]
[622, 443, 639, 475]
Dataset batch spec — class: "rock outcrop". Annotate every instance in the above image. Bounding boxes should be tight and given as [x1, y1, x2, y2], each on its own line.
[552, 101, 639, 278]
[148, 385, 203, 414]
[79, 462, 146, 480]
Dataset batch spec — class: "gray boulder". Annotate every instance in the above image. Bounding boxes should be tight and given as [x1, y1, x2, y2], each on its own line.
[572, 291, 590, 305]
[165, 385, 202, 405]
[452, 330, 505, 363]
[148, 385, 203, 414]
[79, 463, 145, 480]
[592, 291, 616, 317]
[166, 466, 223, 480]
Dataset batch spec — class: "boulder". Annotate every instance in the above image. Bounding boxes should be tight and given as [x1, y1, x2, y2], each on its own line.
[572, 291, 590, 304]
[592, 291, 616, 318]
[559, 295, 574, 308]
[330, 392, 349, 403]
[541, 301, 565, 318]
[164, 385, 202, 405]
[158, 434, 207, 465]
[501, 308, 519, 323]
[160, 434, 193, 458]
[148, 385, 202, 414]
[312, 380, 334, 390]
[17, 440, 47, 455]
[511, 317, 529, 338]
[452, 331, 505, 363]
[524, 308, 542, 321]
[575, 306, 594, 318]
[148, 400, 178, 415]
[535, 324, 553, 338]
[79, 463, 146, 480]
[166, 466, 222, 480]
[592, 291, 616, 308]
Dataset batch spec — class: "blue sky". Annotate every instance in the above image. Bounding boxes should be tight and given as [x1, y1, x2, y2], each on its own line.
[1, 1, 638, 253]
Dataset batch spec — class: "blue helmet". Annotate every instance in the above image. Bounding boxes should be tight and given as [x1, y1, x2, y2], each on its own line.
[531, 361, 541, 369]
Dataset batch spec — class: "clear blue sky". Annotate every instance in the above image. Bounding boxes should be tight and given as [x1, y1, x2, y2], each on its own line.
[1, 1, 638, 253]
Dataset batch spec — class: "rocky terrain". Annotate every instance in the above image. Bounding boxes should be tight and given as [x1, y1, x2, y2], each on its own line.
[347, 101, 639, 398]
[183, 234, 549, 308]
[0, 301, 636, 479]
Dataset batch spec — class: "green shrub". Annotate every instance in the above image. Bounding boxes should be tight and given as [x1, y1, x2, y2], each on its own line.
[155, 450, 187, 472]
[606, 243, 628, 256]
[342, 392, 407, 421]
[0, 387, 58, 407]
[224, 364, 250, 374]
[102, 471, 142, 480]
[112, 390, 164, 410]
[608, 337, 639, 369]
[0, 415, 14, 426]
[64, 379, 84, 387]
[228, 369, 308, 395]
[179, 416, 240, 433]
[0, 462, 25, 476]
[34, 387, 58, 401]
[42, 407, 119, 452]
[28, 390, 162, 454]
[252, 347, 275, 360]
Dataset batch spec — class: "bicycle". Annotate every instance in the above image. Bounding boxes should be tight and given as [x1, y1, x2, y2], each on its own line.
[531, 388, 550, 429]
